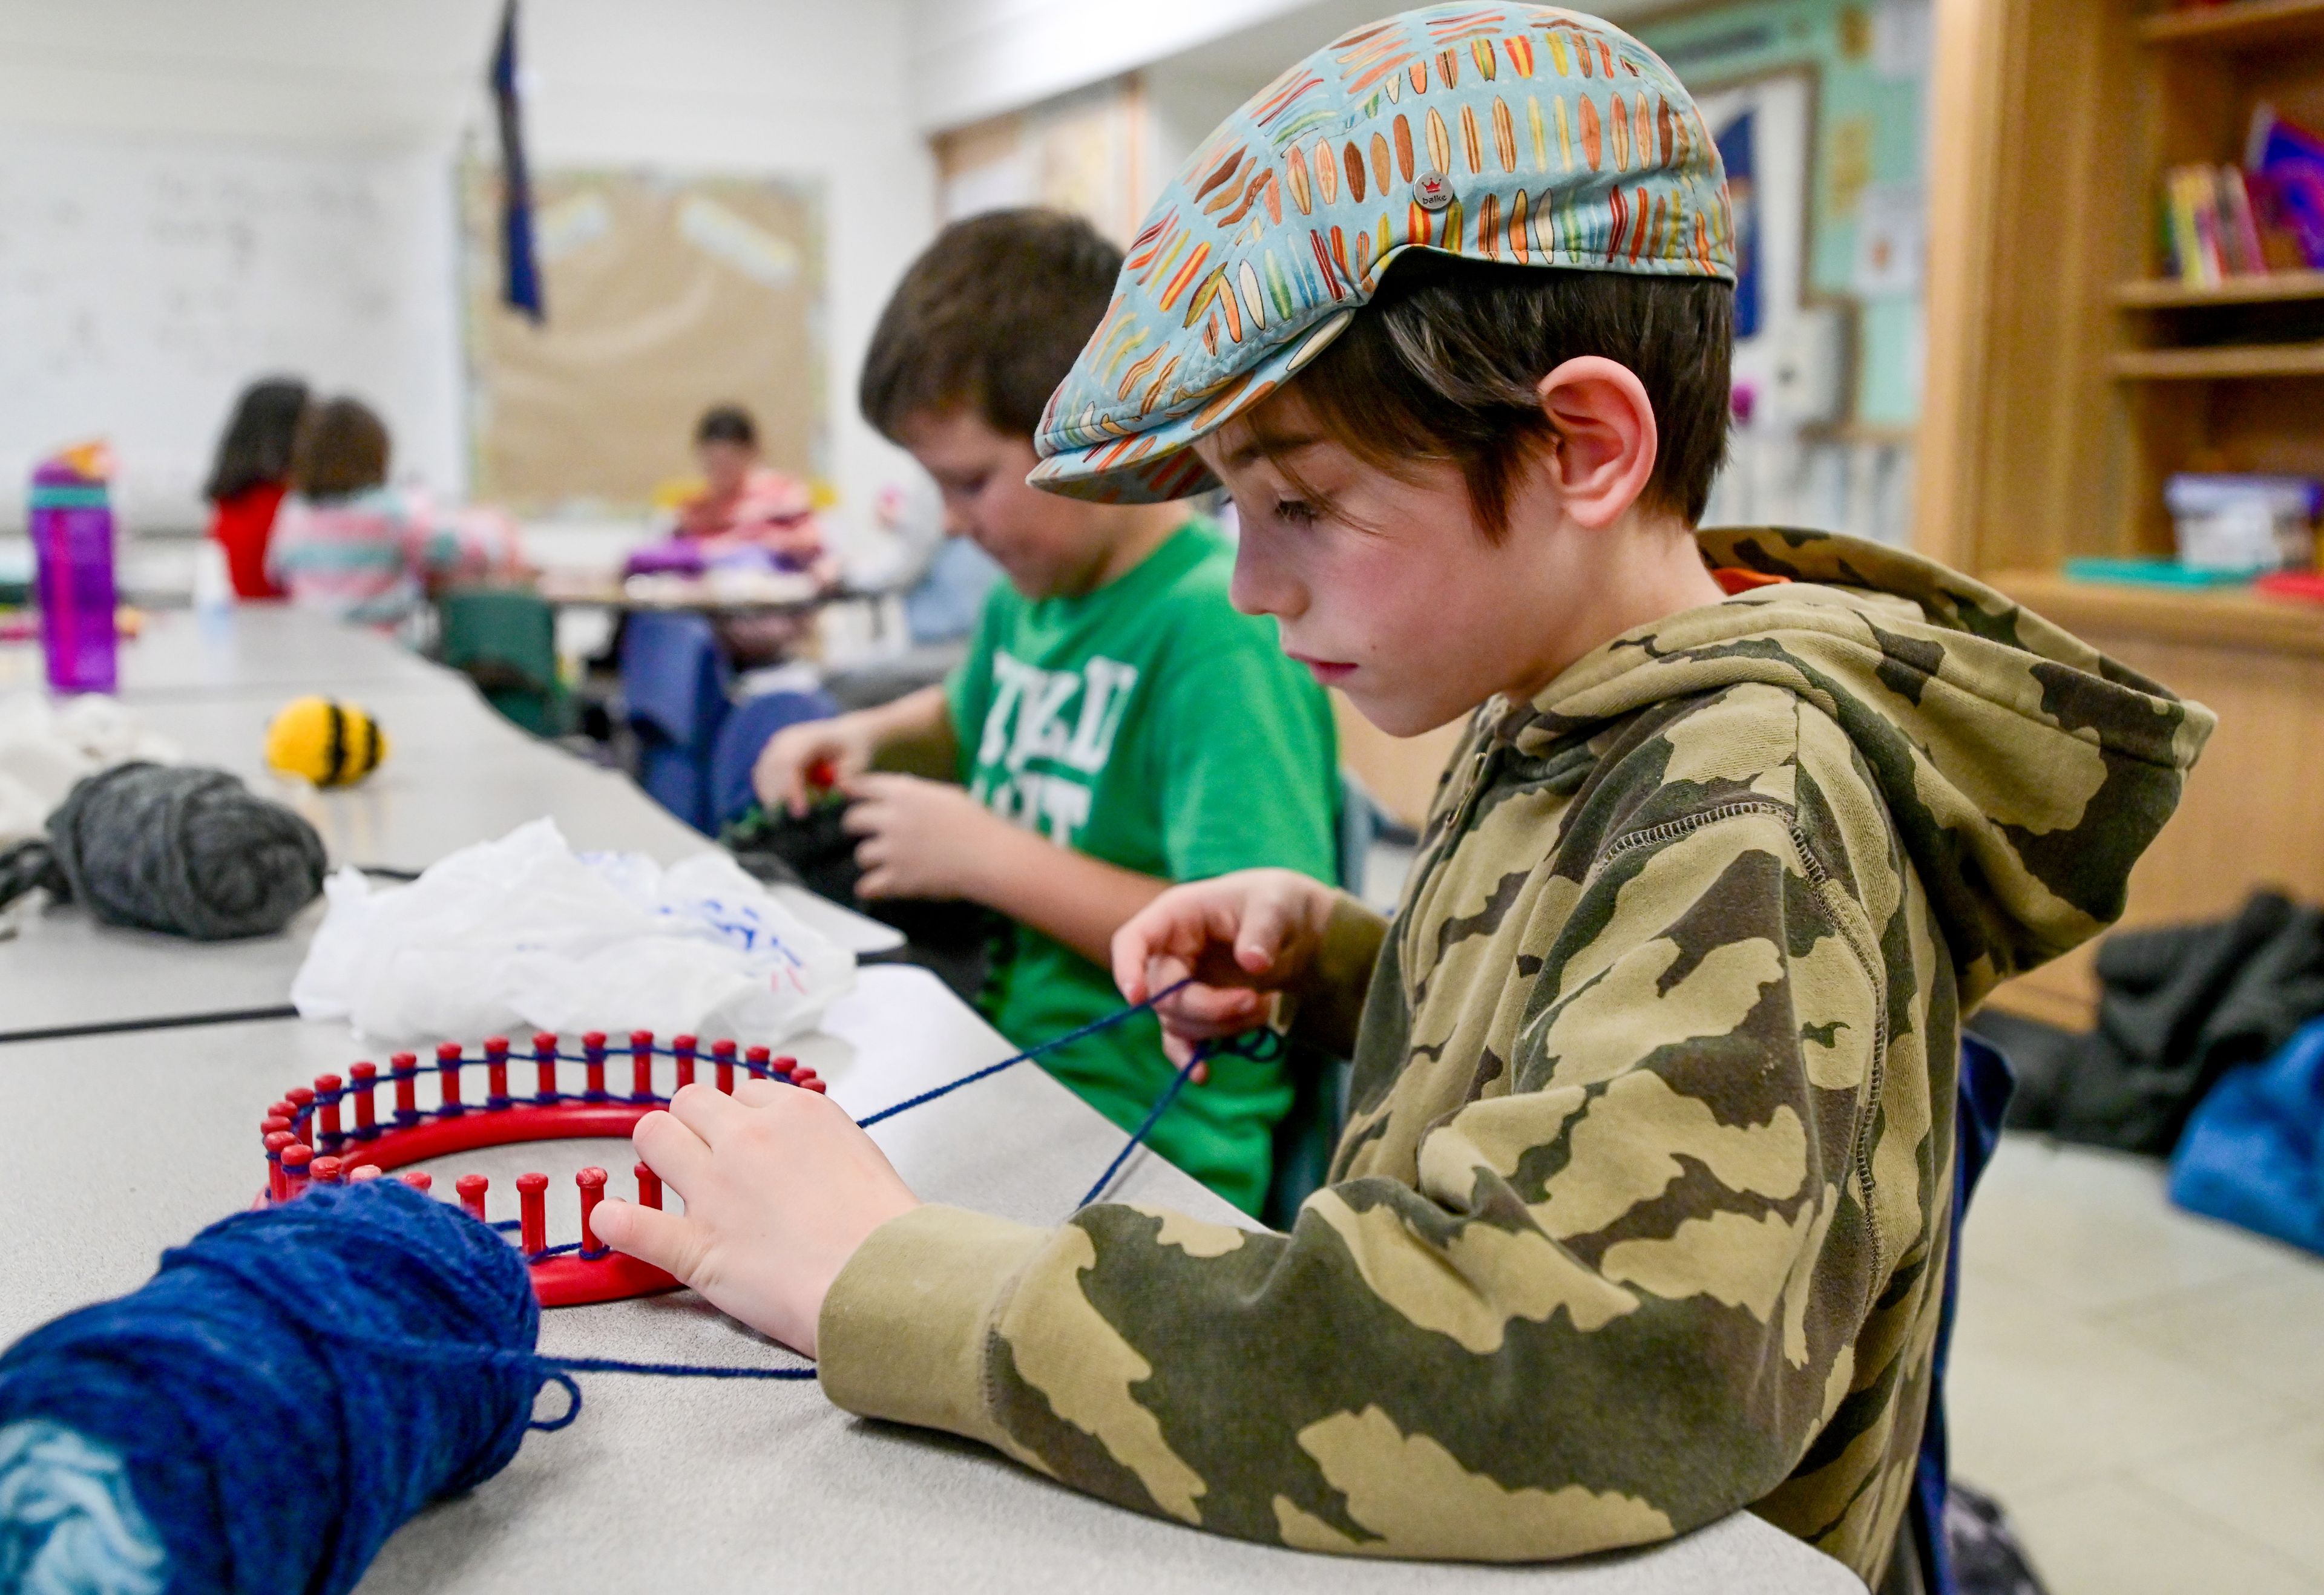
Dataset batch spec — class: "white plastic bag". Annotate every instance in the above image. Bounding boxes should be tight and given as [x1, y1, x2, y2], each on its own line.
[290, 817, 854, 1044]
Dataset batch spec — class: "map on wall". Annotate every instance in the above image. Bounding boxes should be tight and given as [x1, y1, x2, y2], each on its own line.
[462, 168, 824, 515]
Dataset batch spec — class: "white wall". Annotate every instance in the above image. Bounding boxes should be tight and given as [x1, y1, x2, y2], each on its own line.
[914, 0, 1681, 137]
[906, 0, 1318, 133]
[0, 0, 936, 538]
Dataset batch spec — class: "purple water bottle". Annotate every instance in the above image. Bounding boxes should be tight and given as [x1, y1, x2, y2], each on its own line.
[29, 442, 118, 695]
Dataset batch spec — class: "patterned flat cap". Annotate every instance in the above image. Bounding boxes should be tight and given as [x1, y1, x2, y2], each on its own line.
[1029, 4, 1734, 503]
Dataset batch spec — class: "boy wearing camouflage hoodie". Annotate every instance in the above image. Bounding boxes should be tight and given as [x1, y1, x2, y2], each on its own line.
[594, 7, 2211, 1586]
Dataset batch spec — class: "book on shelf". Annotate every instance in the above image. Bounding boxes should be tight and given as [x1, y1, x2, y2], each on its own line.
[2249, 105, 2324, 272]
[2163, 166, 2250, 281]
[2156, 108, 2324, 286]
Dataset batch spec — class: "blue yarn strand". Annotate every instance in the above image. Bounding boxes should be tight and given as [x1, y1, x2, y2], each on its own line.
[1078, 1050, 1207, 1208]
[855, 976, 1189, 1128]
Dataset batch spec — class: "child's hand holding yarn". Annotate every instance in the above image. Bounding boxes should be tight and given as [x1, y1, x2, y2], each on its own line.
[591, 1081, 920, 1356]
[1112, 869, 1342, 1066]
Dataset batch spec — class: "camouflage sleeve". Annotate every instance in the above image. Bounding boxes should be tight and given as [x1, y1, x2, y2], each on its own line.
[819, 721, 1900, 1560]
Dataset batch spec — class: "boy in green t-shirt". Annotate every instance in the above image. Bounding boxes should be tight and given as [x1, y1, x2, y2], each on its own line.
[752, 208, 1338, 1214]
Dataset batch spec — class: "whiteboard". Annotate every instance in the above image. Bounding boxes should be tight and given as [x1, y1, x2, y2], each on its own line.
[0, 127, 464, 534]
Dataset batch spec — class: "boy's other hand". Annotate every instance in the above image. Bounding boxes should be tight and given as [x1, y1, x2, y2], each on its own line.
[589, 1080, 919, 1358]
[840, 773, 1006, 900]
[753, 715, 878, 817]
[1112, 870, 1338, 1064]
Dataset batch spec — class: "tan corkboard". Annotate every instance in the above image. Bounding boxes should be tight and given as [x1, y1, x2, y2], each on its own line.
[463, 167, 824, 514]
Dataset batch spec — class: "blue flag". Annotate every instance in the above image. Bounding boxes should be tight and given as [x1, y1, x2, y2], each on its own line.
[490, 0, 543, 323]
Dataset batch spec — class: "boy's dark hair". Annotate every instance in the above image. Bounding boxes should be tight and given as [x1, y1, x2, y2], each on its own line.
[1263, 254, 1733, 532]
[860, 209, 1121, 441]
[204, 377, 309, 502]
[290, 396, 391, 502]
[696, 404, 758, 448]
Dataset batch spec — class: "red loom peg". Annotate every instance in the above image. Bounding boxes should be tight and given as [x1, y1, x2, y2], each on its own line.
[774, 1055, 798, 1082]
[456, 1173, 489, 1221]
[672, 1035, 697, 1091]
[516, 1172, 548, 1255]
[286, 1086, 315, 1142]
[390, 1053, 419, 1126]
[312, 1075, 344, 1149]
[744, 1046, 771, 1082]
[399, 1171, 433, 1194]
[347, 1064, 378, 1139]
[712, 1039, 737, 1093]
[264, 1131, 295, 1202]
[634, 1161, 662, 1210]
[532, 1032, 559, 1102]
[267, 1098, 295, 1122]
[436, 1042, 465, 1116]
[312, 1156, 344, 1186]
[261, 1114, 290, 1142]
[799, 1076, 827, 1094]
[282, 1143, 312, 1198]
[630, 1030, 654, 1102]
[348, 1164, 382, 1182]
[576, 1167, 608, 1257]
[484, 1036, 511, 1108]
[582, 1032, 608, 1101]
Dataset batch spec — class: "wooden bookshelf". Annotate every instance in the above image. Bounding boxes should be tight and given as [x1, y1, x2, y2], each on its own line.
[1992, 569, 2324, 656]
[2111, 340, 2324, 376]
[2113, 267, 2324, 304]
[2137, 0, 2324, 47]
[1920, 0, 2324, 1021]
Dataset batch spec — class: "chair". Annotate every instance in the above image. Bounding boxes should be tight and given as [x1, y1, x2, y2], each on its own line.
[619, 612, 732, 833]
[435, 587, 567, 737]
[707, 686, 841, 832]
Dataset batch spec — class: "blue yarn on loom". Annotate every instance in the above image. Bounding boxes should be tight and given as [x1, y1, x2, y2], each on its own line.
[0, 1181, 549, 1594]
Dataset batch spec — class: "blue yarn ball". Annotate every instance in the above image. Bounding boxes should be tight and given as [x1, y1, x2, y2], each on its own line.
[0, 1181, 550, 1594]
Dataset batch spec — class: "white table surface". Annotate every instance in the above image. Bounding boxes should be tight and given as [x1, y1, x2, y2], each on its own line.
[0, 966, 1859, 1594]
[0, 604, 444, 702]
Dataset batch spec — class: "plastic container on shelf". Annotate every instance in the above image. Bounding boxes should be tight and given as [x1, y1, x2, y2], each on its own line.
[28, 441, 119, 695]
[2164, 473, 2323, 574]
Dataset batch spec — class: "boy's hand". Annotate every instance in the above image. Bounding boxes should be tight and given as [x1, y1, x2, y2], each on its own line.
[841, 773, 1009, 900]
[753, 715, 878, 817]
[1112, 870, 1339, 1064]
[589, 1080, 919, 1357]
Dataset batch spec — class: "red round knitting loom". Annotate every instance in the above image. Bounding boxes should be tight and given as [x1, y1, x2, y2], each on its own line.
[257, 1032, 824, 1308]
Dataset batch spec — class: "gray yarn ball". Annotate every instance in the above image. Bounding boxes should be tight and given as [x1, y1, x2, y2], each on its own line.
[36, 762, 326, 940]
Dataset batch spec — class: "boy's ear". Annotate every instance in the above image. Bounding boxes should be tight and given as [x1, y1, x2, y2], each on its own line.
[1534, 357, 1659, 531]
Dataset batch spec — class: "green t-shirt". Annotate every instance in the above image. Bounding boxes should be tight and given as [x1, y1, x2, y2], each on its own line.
[947, 520, 1338, 1214]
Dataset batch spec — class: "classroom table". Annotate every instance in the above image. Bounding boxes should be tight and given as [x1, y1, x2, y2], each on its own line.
[0, 606, 1865, 1591]
[0, 967, 1862, 1594]
[1, 644, 894, 1040]
[0, 604, 445, 703]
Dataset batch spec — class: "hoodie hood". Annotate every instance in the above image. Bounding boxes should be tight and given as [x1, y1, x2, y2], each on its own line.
[1497, 527, 2214, 1006]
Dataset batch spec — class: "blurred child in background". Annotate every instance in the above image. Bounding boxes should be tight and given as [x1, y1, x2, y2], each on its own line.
[268, 395, 519, 627]
[677, 404, 835, 586]
[203, 376, 308, 600]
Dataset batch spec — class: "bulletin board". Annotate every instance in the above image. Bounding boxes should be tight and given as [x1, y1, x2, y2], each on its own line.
[462, 167, 825, 514]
